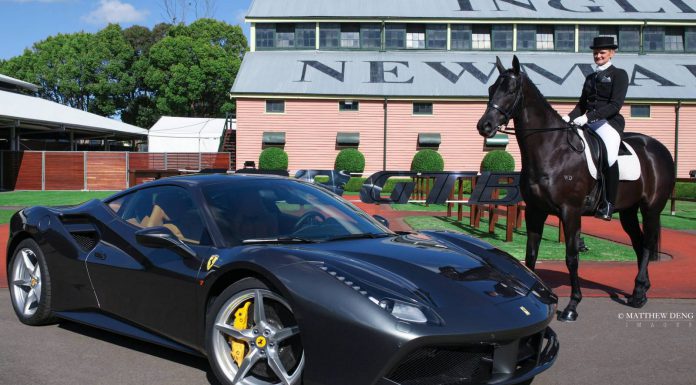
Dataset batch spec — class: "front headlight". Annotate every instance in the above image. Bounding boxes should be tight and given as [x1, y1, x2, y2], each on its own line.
[319, 263, 435, 325]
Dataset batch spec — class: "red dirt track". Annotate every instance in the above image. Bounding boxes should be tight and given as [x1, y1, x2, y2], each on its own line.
[1, 205, 694, 299]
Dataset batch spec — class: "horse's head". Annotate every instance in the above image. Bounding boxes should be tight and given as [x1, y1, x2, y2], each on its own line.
[477, 56, 524, 138]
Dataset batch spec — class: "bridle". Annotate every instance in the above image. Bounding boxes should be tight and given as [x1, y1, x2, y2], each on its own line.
[486, 72, 524, 134]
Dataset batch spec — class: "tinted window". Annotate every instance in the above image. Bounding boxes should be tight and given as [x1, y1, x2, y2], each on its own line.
[451, 24, 472, 50]
[630, 105, 651, 118]
[295, 23, 316, 49]
[492, 25, 513, 51]
[361, 23, 382, 49]
[426, 24, 447, 49]
[320, 23, 340, 48]
[555, 25, 575, 51]
[266, 100, 285, 113]
[413, 102, 433, 115]
[619, 26, 640, 52]
[256, 23, 275, 49]
[118, 186, 209, 245]
[202, 179, 391, 246]
[339, 101, 359, 111]
[385, 24, 406, 49]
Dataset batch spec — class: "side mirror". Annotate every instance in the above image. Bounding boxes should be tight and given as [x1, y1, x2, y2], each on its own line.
[373, 215, 390, 229]
[135, 226, 197, 258]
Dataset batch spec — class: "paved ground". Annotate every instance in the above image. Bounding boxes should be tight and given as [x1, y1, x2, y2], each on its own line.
[1, 292, 694, 385]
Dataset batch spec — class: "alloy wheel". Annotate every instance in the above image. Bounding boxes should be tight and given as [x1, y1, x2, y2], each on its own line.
[11, 248, 42, 317]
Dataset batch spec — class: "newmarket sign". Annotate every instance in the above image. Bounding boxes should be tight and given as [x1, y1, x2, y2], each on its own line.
[297, 60, 693, 88]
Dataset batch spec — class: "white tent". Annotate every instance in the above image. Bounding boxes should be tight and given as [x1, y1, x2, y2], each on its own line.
[148, 117, 233, 153]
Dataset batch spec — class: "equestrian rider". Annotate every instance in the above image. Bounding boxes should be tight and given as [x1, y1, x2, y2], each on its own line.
[562, 36, 629, 221]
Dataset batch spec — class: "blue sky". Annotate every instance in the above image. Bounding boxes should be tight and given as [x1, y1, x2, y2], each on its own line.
[0, 0, 253, 60]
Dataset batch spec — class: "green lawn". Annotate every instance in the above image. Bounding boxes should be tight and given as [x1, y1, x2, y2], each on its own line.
[0, 191, 115, 207]
[0, 209, 16, 224]
[404, 215, 637, 262]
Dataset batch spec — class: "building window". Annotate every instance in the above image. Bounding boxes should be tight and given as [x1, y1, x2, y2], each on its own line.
[492, 25, 513, 50]
[426, 24, 447, 49]
[536, 25, 555, 50]
[686, 27, 696, 52]
[472, 25, 492, 50]
[630, 105, 651, 118]
[413, 102, 433, 115]
[339, 100, 359, 111]
[644, 26, 665, 51]
[295, 23, 316, 49]
[579, 25, 599, 51]
[385, 24, 406, 49]
[276, 24, 295, 48]
[555, 25, 575, 51]
[517, 25, 536, 50]
[406, 24, 426, 49]
[451, 24, 472, 50]
[665, 27, 685, 52]
[266, 100, 285, 113]
[361, 23, 382, 49]
[256, 23, 275, 49]
[619, 26, 640, 52]
[320, 23, 340, 48]
[341, 23, 360, 48]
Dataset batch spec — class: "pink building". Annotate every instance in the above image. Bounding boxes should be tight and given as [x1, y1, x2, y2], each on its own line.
[232, 1, 696, 177]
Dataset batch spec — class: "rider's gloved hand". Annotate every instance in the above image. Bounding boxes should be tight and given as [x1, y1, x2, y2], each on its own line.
[572, 114, 588, 126]
[562, 115, 570, 123]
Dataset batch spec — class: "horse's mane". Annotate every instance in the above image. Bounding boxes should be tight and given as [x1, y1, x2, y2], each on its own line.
[519, 71, 564, 121]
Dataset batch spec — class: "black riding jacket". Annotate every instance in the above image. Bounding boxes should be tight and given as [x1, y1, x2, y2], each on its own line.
[568, 65, 629, 133]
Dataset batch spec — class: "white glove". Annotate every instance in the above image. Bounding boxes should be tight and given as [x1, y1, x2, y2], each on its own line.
[573, 114, 588, 126]
[561, 115, 570, 123]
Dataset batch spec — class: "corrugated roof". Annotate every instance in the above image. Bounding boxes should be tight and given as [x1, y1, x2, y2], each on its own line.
[148, 117, 232, 152]
[0, 90, 147, 135]
[247, 0, 696, 21]
[231, 51, 696, 100]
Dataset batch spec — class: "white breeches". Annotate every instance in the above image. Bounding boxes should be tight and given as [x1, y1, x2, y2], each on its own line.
[588, 121, 621, 166]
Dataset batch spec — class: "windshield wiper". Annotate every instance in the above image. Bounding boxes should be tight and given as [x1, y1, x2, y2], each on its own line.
[241, 236, 318, 245]
[325, 233, 395, 242]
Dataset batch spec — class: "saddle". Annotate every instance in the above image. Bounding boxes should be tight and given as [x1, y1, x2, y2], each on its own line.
[576, 127, 641, 211]
[577, 128, 641, 181]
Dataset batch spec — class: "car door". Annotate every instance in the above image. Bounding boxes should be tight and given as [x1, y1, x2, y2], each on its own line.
[86, 185, 213, 347]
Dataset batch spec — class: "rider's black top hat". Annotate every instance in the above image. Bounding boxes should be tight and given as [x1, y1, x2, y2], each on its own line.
[590, 36, 618, 50]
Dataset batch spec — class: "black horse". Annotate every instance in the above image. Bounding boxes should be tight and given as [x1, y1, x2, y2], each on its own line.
[476, 56, 675, 322]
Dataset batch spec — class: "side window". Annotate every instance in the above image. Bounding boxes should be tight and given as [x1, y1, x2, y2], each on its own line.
[107, 193, 135, 217]
[119, 186, 210, 245]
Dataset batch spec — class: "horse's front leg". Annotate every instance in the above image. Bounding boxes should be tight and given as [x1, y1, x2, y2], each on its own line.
[558, 208, 583, 322]
[524, 206, 548, 271]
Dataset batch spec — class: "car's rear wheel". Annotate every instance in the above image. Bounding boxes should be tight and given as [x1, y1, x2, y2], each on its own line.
[8, 238, 55, 325]
[206, 278, 304, 385]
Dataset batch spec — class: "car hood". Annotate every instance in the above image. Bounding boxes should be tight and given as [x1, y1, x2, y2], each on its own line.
[282, 231, 554, 310]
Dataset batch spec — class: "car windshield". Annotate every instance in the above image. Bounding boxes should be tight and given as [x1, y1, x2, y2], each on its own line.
[202, 178, 393, 246]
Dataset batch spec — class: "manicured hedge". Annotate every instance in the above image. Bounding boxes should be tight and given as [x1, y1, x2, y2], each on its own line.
[334, 148, 365, 174]
[480, 150, 515, 172]
[675, 181, 696, 199]
[259, 148, 288, 170]
[411, 149, 445, 172]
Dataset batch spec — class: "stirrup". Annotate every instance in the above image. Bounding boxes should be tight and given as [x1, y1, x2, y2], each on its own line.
[595, 202, 615, 221]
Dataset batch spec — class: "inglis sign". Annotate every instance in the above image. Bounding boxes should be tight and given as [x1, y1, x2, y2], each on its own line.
[455, 0, 695, 14]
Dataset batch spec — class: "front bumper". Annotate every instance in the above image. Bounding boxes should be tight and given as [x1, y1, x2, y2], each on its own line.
[377, 327, 559, 385]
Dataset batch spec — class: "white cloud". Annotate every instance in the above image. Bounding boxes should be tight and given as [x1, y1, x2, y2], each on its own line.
[82, 0, 148, 25]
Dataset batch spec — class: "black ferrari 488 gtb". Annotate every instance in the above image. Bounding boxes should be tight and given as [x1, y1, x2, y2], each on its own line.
[7, 174, 558, 385]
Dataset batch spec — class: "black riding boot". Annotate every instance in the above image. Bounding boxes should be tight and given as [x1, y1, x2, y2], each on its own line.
[596, 162, 619, 221]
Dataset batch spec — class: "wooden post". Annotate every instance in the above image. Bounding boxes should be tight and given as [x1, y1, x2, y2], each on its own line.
[506, 204, 516, 242]
[457, 178, 464, 221]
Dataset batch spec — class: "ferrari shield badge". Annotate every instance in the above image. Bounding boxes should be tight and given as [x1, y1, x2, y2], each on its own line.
[207, 255, 219, 271]
[520, 306, 531, 316]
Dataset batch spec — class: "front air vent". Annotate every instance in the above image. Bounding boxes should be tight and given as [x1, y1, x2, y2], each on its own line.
[386, 346, 493, 385]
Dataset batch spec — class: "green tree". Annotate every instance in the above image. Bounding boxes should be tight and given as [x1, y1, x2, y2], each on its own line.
[145, 18, 247, 117]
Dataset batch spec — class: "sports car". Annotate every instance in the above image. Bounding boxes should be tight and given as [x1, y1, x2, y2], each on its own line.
[7, 174, 558, 385]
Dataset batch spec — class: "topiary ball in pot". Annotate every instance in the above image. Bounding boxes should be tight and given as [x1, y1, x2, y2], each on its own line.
[410, 149, 445, 172]
[480, 150, 515, 172]
[259, 147, 288, 171]
[334, 148, 365, 174]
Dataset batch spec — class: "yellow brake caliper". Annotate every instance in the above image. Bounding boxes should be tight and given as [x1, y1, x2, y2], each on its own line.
[230, 301, 252, 367]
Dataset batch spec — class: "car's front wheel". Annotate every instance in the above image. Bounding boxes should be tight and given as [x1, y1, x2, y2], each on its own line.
[8, 238, 55, 325]
[206, 278, 304, 385]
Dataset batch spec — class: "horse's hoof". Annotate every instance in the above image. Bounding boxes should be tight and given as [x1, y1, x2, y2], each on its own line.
[627, 296, 648, 308]
[557, 309, 578, 322]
